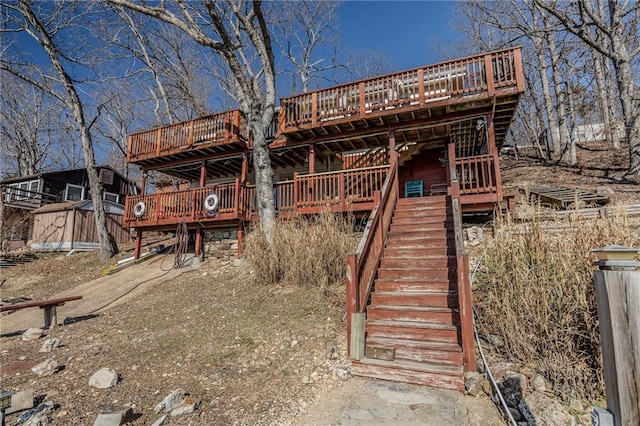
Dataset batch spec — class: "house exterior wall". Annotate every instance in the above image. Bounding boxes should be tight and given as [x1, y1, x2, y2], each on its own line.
[398, 149, 448, 197]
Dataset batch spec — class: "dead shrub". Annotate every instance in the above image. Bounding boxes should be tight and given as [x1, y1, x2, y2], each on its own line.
[474, 205, 639, 401]
[244, 212, 358, 290]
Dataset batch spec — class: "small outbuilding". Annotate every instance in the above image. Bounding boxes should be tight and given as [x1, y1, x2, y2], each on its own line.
[30, 200, 130, 251]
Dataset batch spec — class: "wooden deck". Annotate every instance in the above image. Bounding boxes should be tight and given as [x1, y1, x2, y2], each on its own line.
[128, 109, 250, 167]
[279, 48, 524, 148]
[124, 166, 390, 229]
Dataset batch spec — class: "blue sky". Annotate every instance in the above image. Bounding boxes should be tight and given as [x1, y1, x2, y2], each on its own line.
[338, 1, 462, 70]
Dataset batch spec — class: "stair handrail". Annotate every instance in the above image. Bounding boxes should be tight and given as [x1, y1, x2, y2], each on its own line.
[450, 190, 477, 372]
[345, 157, 399, 356]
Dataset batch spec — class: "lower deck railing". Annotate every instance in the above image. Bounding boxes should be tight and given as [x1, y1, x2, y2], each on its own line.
[124, 165, 390, 227]
[455, 154, 497, 194]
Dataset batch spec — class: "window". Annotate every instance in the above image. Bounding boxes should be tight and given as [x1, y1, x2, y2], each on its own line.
[103, 192, 119, 204]
[65, 184, 85, 201]
[5, 180, 39, 201]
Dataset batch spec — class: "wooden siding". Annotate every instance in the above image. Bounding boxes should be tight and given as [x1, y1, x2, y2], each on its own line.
[32, 209, 129, 249]
[398, 150, 448, 197]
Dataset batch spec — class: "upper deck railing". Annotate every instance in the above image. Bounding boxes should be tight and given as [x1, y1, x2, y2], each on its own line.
[128, 109, 249, 162]
[280, 47, 523, 131]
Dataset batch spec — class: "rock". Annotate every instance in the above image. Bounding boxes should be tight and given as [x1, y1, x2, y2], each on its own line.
[31, 359, 59, 376]
[151, 415, 168, 426]
[309, 371, 319, 382]
[169, 396, 200, 416]
[481, 378, 493, 396]
[233, 258, 244, 267]
[89, 368, 120, 389]
[334, 368, 349, 381]
[595, 186, 614, 197]
[22, 328, 44, 341]
[489, 362, 514, 381]
[527, 391, 576, 426]
[531, 374, 547, 393]
[464, 372, 484, 397]
[18, 401, 55, 425]
[505, 373, 528, 396]
[5, 390, 35, 415]
[466, 226, 486, 246]
[569, 399, 583, 412]
[154, 389, 188, 414]
[480, 334, 504, 350]
[93, 405, 132, 426]
[508, 406, 523, 422]
[39, 338, 61, 353]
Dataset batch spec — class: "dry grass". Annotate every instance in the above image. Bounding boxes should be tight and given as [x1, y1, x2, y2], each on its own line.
[244, 212, 358, 292]
[473, 205, 639, 400]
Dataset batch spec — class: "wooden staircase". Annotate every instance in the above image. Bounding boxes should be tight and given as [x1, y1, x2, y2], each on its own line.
[350, 195, 465, 390]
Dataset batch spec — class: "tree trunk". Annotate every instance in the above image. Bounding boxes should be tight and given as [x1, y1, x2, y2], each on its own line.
[609, 36, 640, 179]
[542, 13, 572, 164]
[593, 52, 619, 149]
[248, 110, 276, 242]
[18, 1, 115, 260]
[532, 31, 560, 157]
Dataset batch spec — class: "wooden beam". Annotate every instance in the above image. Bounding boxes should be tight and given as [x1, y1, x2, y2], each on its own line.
[308, 143, 316, 174]
[199, 160, 207, 187]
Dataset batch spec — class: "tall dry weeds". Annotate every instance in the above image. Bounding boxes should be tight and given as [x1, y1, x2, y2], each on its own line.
[244, 212, 358, 290]
[474, 205, 639, 400]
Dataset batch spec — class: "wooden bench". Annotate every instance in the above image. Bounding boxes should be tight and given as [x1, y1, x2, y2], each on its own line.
[0, 296, 82, 328]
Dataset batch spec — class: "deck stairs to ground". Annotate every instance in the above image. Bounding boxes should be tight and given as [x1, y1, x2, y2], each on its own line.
[350, 195, 464, 390]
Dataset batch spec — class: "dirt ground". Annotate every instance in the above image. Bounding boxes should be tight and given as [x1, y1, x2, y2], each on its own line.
[500, 141, 639, 204]
[1, 250, 350, 425]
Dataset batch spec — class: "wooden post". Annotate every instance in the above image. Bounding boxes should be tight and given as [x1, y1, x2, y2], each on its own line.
[487, 113, 502, 201]
[237, 224, 244, 257]
[195, 228, 202, 258]
[448, 142, 460, 197]
[134, 230, 142, 260]
[141, 171, 147, 195]
[593, 246, 640, 426]
[199, 160, 207, 187]
[484, 53, 495, 97]
[308, 143, 315, 174]
[388, 130, 398, 164]
[241, 152, 249, 184]
[345, 254, 361, 358]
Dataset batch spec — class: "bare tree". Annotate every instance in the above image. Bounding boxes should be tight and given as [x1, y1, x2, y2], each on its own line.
[534, 0, 640, 179]
[273, 0, 343, 93]
[1, 1, 116, 259]
[0, 76, 67, 176]
[108, 0, 278, 241]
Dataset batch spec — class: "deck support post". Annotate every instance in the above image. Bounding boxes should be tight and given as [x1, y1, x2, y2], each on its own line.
[486, 113, 502, 201]
[237, 223, 244, 257]
[134, 230, 142, 260]
[199, 160, 207, 187]
[308, 144, 315, 201]
[141, 172, 147, 195]
[388, 130, 397, 164]
[195, 228, 202, 258]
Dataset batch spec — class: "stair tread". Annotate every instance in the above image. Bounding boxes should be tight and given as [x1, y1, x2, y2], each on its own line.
[366, 336, 462, 352]
[353, 357, 463, 375]
[368, 305, 457, 313]
[366, 319, 458, 331]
